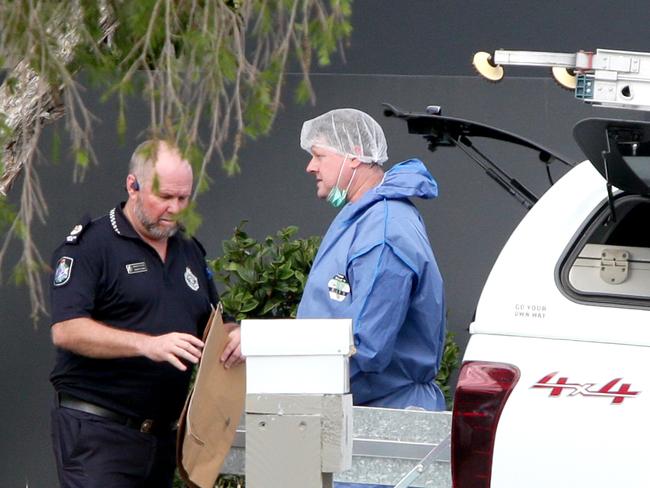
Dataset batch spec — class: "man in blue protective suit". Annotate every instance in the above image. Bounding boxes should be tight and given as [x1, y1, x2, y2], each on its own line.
[297, 108, 446, 487]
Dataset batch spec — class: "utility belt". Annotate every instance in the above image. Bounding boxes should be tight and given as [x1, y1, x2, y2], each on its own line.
[57, 392, 177, 435]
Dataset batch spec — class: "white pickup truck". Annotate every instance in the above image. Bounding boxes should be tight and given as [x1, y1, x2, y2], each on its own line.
[452, 117, 650, 488]
[386, 105, 650, 488]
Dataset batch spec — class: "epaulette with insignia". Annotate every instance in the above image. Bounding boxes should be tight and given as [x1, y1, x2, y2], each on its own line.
[64, 214, 92, 245]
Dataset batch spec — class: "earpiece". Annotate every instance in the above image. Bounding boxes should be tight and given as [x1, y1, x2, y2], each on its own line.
[131, 179, 140, 191]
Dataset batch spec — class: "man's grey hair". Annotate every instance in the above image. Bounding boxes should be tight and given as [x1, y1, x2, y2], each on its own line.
[129, 140, 161, 182]
[129, 139, 185, 181]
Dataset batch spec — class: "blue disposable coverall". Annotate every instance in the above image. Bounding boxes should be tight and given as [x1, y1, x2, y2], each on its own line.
[298, 159, 446, 487]
[298, 157, 446, 408]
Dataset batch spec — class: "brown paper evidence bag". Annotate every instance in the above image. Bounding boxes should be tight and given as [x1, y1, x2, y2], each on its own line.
[176, 308, 246, 488]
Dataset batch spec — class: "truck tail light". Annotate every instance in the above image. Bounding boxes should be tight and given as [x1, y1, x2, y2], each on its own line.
[451, 361, 520, 488]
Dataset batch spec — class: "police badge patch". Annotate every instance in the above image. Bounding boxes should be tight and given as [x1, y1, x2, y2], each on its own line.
[54, 257, 74, 286]
[184, 267, 200, 291]
[328, 273, 350, 302]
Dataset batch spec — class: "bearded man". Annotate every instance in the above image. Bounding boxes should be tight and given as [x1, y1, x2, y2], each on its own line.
[48, 140, 242, 488]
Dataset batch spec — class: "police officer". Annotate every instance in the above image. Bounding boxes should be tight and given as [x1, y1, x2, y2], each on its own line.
[49, 140, 243, 488]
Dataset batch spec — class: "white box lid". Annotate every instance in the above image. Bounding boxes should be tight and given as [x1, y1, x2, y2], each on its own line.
[241, 318, 354, 356]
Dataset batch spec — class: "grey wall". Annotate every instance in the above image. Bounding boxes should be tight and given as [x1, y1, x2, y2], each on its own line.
[320, 0, 650, 77]
[3, 1, 650, 486]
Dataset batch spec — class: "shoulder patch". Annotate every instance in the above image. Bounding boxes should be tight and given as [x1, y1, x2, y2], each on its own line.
[63, 215, 92, 245]
[53, 257, 74, 286]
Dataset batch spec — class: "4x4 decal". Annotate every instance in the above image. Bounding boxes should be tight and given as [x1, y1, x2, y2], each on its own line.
[532, 372, 640, 404]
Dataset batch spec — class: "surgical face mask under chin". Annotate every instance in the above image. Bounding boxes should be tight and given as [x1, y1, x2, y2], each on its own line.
[327, 155, 356, 208]
[327, 186, 348, 208]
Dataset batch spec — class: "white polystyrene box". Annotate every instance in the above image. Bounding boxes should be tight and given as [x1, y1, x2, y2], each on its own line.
[241, 319, 353, 394]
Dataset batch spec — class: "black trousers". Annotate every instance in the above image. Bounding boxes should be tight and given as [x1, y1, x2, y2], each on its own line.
[51, 406, 176, 488]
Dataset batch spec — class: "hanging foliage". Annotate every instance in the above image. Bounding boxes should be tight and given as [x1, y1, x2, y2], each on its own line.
[0, 0, 353, 321]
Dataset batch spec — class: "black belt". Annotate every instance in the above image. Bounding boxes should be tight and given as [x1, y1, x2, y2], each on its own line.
[57, 392, 176, 434]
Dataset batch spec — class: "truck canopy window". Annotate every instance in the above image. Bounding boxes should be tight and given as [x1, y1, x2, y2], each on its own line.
[562, 195, 650, 304]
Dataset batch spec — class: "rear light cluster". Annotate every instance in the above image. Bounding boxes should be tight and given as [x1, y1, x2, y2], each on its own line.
[452, 361, 520, 488]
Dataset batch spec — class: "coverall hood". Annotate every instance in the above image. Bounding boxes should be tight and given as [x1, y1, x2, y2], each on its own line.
[375, 158, 438, 200]
[343, 158, 438, 222]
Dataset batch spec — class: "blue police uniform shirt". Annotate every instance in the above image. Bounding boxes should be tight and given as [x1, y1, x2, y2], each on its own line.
[298, 159, 446, 411]
[49, 203, 217, 422]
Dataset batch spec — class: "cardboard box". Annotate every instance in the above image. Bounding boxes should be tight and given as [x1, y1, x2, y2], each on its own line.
[241, 319, 353, 394]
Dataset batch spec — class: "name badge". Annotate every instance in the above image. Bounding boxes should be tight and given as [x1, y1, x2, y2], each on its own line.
[126, 262, 148, 274]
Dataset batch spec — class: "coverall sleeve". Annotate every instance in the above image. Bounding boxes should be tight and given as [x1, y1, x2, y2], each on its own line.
[347, 242, 414, 374]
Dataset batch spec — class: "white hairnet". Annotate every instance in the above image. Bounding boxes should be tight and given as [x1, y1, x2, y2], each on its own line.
[300, 108, 388, 164]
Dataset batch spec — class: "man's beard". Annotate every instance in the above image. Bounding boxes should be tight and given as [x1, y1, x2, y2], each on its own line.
[133, 197, 179, 240]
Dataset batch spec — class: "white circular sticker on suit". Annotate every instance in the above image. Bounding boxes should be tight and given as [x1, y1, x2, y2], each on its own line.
[184, 267, 200, 291]
[328, 273, 350, 302]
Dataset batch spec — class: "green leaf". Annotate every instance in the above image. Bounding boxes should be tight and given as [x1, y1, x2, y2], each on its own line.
[235, 267, 258, 285]
[178, 202, 202, 236]
[294, 78, 313, 105]
[183, 143, 204, 175]
[435, 331, 461, 408]
[195, 172, 213, 195]
[277, 263, 294, 280]
[278, 226, 298, 239]
[75, 148, 89, 168]
[0, 200, 17, 235]
[10, 262, 28, 286]
[261, 296, 284, 316]
[218, 47, 238, 82]
[223, 156, 241, 176]
[338, 0, 353, 17]
[14, 218, 28, 240]
[240, 298, 259, 313]
[223, 262, 241, 273]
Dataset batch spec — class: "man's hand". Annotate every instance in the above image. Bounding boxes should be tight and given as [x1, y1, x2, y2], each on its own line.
[220, 322, 245, 369]
[141, 332, 205, 371]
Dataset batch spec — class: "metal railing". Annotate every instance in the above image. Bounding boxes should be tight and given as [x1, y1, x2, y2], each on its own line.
[222, 406, 452, 488]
